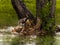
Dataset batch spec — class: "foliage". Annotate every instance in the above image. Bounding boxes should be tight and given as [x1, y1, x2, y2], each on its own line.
[0, 0, 58, 31]
[36, 35, 55, 45]
[11, 35, 55, 45]
[11, 36, 20, 45]
[37, 0, 56, 32]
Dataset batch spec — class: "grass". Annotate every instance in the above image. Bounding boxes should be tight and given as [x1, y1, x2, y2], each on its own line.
[0, 0, 60, 28]
[10, 35, 55, 45]
[56, 0, 60, 25]
[24, 0, 36, 15]
[0, 0, 36, 28]
[0, 0, 18, 27]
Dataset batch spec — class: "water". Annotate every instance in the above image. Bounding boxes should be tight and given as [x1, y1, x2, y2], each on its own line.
[0, 27, 60, 45]
[54, 32, 60, 45]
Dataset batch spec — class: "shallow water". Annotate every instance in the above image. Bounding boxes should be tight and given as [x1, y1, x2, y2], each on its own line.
[0, 34, 57, 45]
[0, 28, 60, 45]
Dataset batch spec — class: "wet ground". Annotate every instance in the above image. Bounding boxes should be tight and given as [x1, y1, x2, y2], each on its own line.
[0, 28, 60, 45]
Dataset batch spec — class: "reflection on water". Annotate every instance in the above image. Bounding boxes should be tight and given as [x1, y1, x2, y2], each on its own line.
[0, 34, 59, 45]
[2, 35, 55, 45]
[0, 28, 60, 45]
[0, 34, 56, 45]
[54, 34, 60, 45]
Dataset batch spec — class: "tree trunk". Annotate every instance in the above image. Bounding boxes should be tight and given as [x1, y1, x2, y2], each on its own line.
[50, 0, 56, 25]
[36, 0, 56, 31]
[50, 0, 56, 18]
[11, 0, 35, 20]
[11, 0, 56, 35]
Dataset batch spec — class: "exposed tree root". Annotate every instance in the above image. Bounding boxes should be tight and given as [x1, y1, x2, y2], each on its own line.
[12, 17, 47, 36]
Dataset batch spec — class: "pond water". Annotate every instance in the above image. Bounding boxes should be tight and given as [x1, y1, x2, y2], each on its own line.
[0, 28, 60, 45]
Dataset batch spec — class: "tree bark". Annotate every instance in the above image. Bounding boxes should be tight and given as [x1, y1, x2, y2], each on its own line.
[36, 0, 56, 30]
[11, 0, 35, 20]
[49, 0, 56, 18]
[11, 0, 56, 35]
